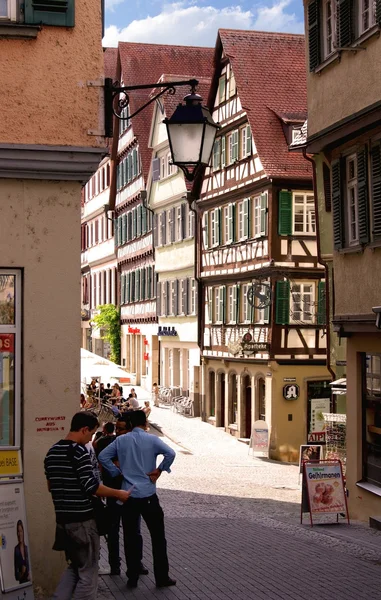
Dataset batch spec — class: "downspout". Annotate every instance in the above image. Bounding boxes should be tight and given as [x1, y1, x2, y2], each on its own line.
[303, 148, 335, 380]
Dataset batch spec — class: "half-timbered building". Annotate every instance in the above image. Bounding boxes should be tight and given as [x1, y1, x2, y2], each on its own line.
[199, 30, 330, 461]
[114, 42, 214, 391]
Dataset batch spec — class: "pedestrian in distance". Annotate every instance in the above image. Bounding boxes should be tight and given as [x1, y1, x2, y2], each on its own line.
[95, 414, 148, 577]
[152, 382, 160, 407]
[44, 411, 132, 600]
[99, 410, 176, 589]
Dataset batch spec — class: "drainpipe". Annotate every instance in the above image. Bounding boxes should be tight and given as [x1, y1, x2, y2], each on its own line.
[303, 148, 335, 381]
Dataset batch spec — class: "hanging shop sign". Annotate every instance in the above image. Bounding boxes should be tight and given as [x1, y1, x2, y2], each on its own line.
[249, 420, 269, 458]
[0, 451, 22, 478]
[301, 460, 349, 526]
[283, 384, 300, 400]
[158, 327, 177, 337]
[0, 481, 34, 595]
[241, 332, 269, 355]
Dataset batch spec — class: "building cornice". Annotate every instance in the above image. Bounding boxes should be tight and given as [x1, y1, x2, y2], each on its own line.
[0, 144, 106, 182]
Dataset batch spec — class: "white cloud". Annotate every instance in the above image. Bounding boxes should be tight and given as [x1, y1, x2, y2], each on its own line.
[102, 1, 303, 48]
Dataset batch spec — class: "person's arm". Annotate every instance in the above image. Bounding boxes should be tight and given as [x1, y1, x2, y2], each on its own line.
[147, 438, 176, 482]
[74, 446, 129, 502]
[98, 439, 122, 478]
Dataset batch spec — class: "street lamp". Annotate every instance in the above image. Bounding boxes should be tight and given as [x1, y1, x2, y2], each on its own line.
[104, 78, 219, 182]
[164, 89, 219, 181]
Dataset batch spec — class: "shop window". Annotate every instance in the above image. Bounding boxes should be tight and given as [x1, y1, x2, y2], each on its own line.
[0, 270, 21, 447]
[363, 354, 381, 487]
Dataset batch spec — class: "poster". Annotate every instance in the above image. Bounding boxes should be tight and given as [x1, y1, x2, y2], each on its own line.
[299, 445, 323, 474]
[305, 461, 347, 516]
[0, 482, 33, 593]
[249, 420, 269, 457]
[310, 398, 330, 437]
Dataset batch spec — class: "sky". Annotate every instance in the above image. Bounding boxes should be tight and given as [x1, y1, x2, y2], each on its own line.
[103, 0, 305, 48]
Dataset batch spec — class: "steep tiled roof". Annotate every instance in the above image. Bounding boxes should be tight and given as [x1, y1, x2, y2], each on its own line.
[215, 30, 311, 180]
[117, 42, 214, 180]
[104, 47, 118, 79]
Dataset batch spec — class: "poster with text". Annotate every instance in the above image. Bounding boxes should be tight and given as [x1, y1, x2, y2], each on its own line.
[250, 420, 269, 457]
[0, 481, 33, 593]
[310, 398, 330, 436]
[305, 461, 346, 515]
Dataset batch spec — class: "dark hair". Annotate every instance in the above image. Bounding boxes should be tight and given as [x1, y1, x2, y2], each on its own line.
[104, 422, 115, 434]
[16, 519, 24, 531]
[117, 413, 132, 429]
[70, 411, 99, 432]
[130, 410, 147, 429]
[112, 398, 117, 405]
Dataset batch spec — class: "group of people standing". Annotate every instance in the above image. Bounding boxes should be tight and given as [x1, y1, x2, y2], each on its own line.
[44, 407, 176, 599]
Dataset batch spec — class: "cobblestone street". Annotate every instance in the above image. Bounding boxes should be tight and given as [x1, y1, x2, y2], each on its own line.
[98, 392, 381, 599]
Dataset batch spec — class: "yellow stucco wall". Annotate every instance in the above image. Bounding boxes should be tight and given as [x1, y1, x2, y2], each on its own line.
[304, 12, 381, 137]
[345, 334, 381, 522]
[334, 248, 381, 317]
[0, 2, 105, 148]
[0, 179, 81, 591]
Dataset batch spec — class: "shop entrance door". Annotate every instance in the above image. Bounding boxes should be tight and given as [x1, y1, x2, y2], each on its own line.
[219, 374, 225, 427]
[244, 376, 252, 438]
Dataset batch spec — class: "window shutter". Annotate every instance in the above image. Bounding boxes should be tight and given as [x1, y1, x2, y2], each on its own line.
[121, 274, 126, 304]
[246, 126, 252, 155]
[357, 147, 369, 245]
[235, 285, 240, 323]
[337, 0, 354, 47]
[275, 281, 290, 325]
[24, 0, 75, 26]
[371, 144, 381, 240]
[308, 0, 321, 71]
[153, 214, 158, 247]
[227, 203, 234, 243]
[243, 198, 251, 238]
[157, 282, 162, 316]
[213, 139, 221, 170]
[278, 191, 292, 235]
[260, 193, 267, 235]
[203, 212, 209, 249]
[317, 281, 326, 325]
[136, 269, 141, 302]
[377, 0, 381, 25]
[171, 207, 176, 243]
[165, 281, 170, 316]
[126, 154, 131, 182]
[132, 208, 137, 238]
[180, 203, 186, 240]
[141, 206, 147, 235]
[218, 208, 222, 245]
[221, 136, 226, 168]
[141, 268, 146, 300]
[221, 286, 226, 324]
[323, 163, 332, 212]
[173, 280, 178, 316]
[152, 158, 160, 182]
[162, 210, 167, 245]
[126, 273, 130, 304]
[332, 159, 344, 250]
[122, 214, 127, 244]
[137, 205, 142, 237]
[117, 216, 122, 246]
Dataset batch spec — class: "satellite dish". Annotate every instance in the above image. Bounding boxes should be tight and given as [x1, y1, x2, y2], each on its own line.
[247, 282, 271, 309]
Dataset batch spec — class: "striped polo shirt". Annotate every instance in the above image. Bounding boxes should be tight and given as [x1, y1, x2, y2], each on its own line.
[44, 440, 99, 524]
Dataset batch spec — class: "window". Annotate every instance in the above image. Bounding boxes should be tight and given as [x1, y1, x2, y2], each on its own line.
[228, 130, 239, 164]
[240, 284, 251, 324]
[218, 75, 226, 103]
[169, 281, 177, 316]
[229, 71, 236, 97]
[212, 139, 221, 170]
[291, 126, 303, 144]
[359, 0, 376, 34]
[210, 208, 220, 247]
[290, 283, 314, 323]
[363, 353, 381, 487]
[237, 201, 245, 240]
[241, 125, 252, 158]
[253, 194, 268, 237]
[214, 286, 225, 323]
[323, 0, 337, 58]
[176, 206, 182, 241]
[179, 280, 187, 315]
[293, 192, 316, 235]
[346, 154, 359, 245]
[188, 209, 195, 239]
[227, 285, 238, 323]
[223, 205, 230, 244]
[189, 279, 197, 315]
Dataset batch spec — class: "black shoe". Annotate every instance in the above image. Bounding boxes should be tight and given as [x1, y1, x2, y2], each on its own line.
[110, 569, 121, 576]
[156, 578, 176, 588]
[127, 579, 138, 589]
[139, 563, 149, 575]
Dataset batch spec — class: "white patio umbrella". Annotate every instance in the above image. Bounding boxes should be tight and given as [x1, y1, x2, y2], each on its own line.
[80, 348, 128, 384]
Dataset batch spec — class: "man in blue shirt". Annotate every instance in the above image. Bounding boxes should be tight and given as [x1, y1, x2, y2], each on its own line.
[99, 410, 176, 589]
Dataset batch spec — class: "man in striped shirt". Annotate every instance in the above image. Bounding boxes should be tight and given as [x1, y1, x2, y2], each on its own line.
[45, 411, 131, 600]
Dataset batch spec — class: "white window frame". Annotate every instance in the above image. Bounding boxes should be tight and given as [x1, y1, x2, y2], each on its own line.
[214, 286, 224, 324]
[228, 70, 236, 97]
[190, 279, 196, 315]
[292, 192, 316, 235]
[323, 0, 337, 59]
[240, 283, 251, 324]
[218, 75, 226, 103]
[254, 195, 262, 237]
[0, 269, 21, 449]
[346, 153, 359, 246]
[227, 285, 237, 324]
[188, 210, 194, 239]
[228, 130, 239, 164]
[359, 0, 376, 35]
[241, 125, 252, 158]
[160, 156, 167, 180]
[211, 208, 219, 247]
[0, 0, 17, 20]
[237, 201, 245, 241]
[290, 283, 315, 324]
[223, 205, 230, 245]
[176, 206, 182, 242]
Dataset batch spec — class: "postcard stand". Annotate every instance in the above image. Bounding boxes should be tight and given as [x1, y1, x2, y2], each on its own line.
[301, 459, 349, 527]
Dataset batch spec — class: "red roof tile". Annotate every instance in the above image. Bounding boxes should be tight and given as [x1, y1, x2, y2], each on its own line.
[215, 30, 311, 180]
[117, 42, 214, 180]
[104, 47, 118, 80]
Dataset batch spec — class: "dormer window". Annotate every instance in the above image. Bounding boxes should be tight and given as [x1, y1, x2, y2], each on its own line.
[291, 126, 303, 144]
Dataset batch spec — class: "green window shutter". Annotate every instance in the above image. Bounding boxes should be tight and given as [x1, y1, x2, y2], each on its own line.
[122, 214, 127, 244]
[203, 212, 209, 249]
[130, 272, 135, 302]
[126, 273, 130, 304]
[308, 0, 321, 71]
[141, 268, 146, 300]
[377, 0, 381, 25]
[141, 206, 147, 235]
[278, 190, 292, 235]
[235, 285, 240, 324]
[132, 208, 137, 238]
[357, 147, 369, 245]
[147, 267, 152, 299]
[121, 274, 126, 305]
[246, 126, 252, 155]
[127, 154, 131, 182]
[136, 270, 140, 301]
[133, 149, 138, 178]
[317, 281, 326, 326]
[371, 144, 381, 240]
[275, 281, 290, 325]
[218, 208, 222, 245]
[117, 216, 122, 246]
[24, 0, 75, 27]
[232, 131, 239, 161]
[263, 301, 270, 324]
[243, 198, 251, 238]
[337, 0, 354, 48]
[213, 139, 221, 169]
[260, 193, 267, 235]
[222, 286, 227, 324]
[221, 136, 226, 168]
[122, 158, 126, 187]
[117, 165, 121, 191]
[137, 205, 142, 237]
[332, 159, 344, 250]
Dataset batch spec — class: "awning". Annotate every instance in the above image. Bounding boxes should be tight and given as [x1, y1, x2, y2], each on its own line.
[330, 378, 347, 395]
[80, 348, 127, 384]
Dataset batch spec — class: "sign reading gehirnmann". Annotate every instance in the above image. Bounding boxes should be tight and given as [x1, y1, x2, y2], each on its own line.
[0, 481, 33, 594]
[303, 460, 349, 526]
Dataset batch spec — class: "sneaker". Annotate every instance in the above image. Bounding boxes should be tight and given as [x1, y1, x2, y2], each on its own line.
[127, 579, 138, 589]
[139, 562, 149, 575]
[156, 577, 176, 588]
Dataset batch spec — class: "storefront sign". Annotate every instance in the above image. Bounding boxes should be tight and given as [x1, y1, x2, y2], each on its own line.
[158, 327, 177, 336]
[249, 420, 269, 458]
[0, 452, 22, 478]
[35, 416, 66, 433]
[310, 398, 330, 434]
[0, 335, 13, 354]
[283, 377, 296, 382]
[302, 460, 349, 525]
[308, 431, 326, 443]
[0, 482, 33, 593]
[283, 384, 299, 400]
[335, 360, 346, 367]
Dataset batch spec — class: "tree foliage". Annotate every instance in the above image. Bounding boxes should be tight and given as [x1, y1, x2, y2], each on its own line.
[92, 304, 121, 364]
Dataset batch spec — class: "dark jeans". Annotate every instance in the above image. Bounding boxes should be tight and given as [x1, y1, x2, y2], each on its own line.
[121, 494, 169, 584]
[106, 498, 143, 572]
